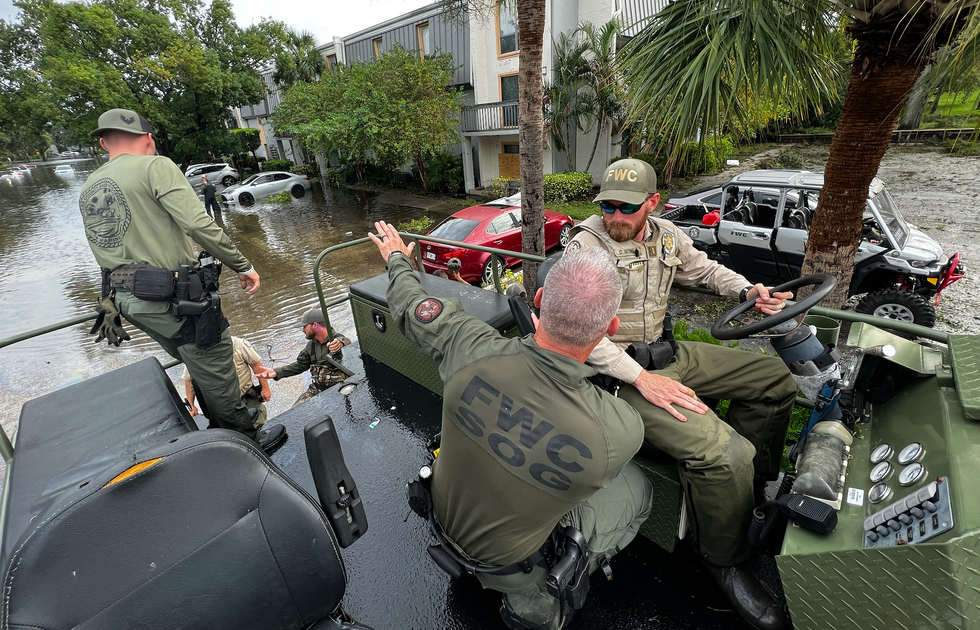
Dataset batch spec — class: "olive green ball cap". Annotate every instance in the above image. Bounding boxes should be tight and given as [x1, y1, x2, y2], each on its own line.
[91, 108, 153, 138]
[593, 159, 658, 205]
[302, 307, 325, 326]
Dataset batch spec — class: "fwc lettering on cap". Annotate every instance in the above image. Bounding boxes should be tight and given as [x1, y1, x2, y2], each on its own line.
[593, 158, 657, 205]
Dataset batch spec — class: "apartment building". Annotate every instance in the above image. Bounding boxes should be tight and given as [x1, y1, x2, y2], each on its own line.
[235, 0, 666, 191]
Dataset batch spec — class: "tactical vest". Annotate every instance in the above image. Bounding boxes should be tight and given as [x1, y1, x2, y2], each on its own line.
[571, 215, 683, 346]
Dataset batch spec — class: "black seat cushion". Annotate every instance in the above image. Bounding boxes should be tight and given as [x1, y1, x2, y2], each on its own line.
[2, 360, 346, 630]
[350, 270, 515, 333]
[2, 358, 195, 564]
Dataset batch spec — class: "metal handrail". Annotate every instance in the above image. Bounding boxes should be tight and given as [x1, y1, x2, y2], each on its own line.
[312, 232, 547, 335]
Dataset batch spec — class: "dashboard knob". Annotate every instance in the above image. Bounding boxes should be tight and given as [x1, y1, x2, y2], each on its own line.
[867, 531, 879, 543]
[909, 507, 924, 519]
[888, 520, 901, 531]
[898, 514, 912, 525]
[922, 500, 938, 513]
[876, 525, 890, 537]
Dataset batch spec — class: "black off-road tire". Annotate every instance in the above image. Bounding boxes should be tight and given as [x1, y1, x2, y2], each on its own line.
[291, 185, 306, 198]
[855, 289, 936, 328]
[238, 192, 254, 206]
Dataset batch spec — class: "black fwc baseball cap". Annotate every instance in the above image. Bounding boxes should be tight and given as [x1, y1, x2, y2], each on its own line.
[90, 108, 154, 138]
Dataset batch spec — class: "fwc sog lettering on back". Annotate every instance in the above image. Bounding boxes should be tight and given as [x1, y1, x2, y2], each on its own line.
[453, 375, 596, 494]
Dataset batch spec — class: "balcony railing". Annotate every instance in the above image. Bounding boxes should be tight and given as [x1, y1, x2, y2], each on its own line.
[461, 100, 519, 133]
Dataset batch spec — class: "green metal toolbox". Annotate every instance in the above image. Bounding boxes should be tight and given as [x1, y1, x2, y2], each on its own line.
[349, 272, 518, 395]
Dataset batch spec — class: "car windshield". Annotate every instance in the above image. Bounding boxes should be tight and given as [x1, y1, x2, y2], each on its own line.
[240, 174, 260, 185]
[428, 217, 480, 241]
[867, 187, 909, 248]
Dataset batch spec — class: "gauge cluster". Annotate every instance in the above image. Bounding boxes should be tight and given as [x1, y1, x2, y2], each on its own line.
[862, 438, 953, 547]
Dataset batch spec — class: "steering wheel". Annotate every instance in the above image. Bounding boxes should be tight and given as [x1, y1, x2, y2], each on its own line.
[709, 274, 837, 340]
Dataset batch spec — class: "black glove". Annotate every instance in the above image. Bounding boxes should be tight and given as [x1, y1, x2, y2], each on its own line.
[89, 296, 131, 347]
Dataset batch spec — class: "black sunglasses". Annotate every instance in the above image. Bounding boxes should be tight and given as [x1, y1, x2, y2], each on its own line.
[599, 200, 644, 214]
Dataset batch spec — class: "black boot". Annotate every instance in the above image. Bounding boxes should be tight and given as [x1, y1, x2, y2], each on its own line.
[257, 423, 287, 454]
[701, 560, 790, 630]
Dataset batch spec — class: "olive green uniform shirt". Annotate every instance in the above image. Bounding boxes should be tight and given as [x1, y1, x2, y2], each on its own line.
[385, 254, 644, 566]
[273, 334, 351, 380]
[78, 154, 250, 273]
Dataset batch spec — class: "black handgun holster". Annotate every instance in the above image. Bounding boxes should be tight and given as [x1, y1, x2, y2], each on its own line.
[171, 262, 227, 350]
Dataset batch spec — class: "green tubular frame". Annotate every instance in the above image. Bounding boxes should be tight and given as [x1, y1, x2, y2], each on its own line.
[0, 240, 954, 463]
[311, 232, 547, 336]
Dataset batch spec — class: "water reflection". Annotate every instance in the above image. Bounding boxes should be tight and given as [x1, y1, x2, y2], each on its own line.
[0, 160, 450, 436]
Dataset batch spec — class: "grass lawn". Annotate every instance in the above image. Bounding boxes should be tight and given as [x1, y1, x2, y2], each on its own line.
[922, 89, 980, 128]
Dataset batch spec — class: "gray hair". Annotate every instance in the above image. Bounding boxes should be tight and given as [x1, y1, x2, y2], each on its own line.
[539, 247, 623, 348]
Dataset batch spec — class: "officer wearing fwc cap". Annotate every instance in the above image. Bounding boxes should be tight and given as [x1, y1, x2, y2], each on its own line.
[78, 107, 286, 452]
[253, 307, 352, 406]
[567, 158, 796, 630]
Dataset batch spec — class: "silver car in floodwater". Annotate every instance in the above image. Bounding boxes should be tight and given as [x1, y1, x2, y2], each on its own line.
[219, 171, 312, 206]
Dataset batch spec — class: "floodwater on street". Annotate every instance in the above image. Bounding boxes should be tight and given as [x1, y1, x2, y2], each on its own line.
[0, 159, 455, 443]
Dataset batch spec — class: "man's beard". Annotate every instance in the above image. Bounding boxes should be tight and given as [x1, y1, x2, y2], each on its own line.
[305, 329, 316, 340]
[604, 218, 644, 242]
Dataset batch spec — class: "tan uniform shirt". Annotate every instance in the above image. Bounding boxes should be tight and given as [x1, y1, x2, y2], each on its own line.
[79, 154, 251, 273]
[183, 336, 259, 397]
[569, 214, 751, 383]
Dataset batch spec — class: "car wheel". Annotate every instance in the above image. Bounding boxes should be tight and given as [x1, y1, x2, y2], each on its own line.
[222, 176, 235, 186]
[559, 224, 572, 248]
[291, 185, 306, 198]
[238, 192, 254, 206]
[855, 289, 936, 328]
[482, 256, 505, 285]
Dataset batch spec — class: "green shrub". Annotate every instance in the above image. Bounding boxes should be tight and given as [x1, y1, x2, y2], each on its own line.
[262, 159, 294, 172]
[942, 139, 980, 156]
[290, 162, 319, 178]
[488, 177, 518, 198]
[543, 172, 594, 202]
[423, 153, 465, 195]
[774, 148, 806, 169]
[674, 137, 735, 176]
[397, 216, 434, 234]
[264, 190, 293, 204]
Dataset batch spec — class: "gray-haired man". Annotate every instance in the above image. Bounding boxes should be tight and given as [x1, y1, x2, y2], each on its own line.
[369, 220, 652, 630]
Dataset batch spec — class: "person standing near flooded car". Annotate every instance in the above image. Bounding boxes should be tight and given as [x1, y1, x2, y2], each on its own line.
[77, 107, 286, 453]
[253, 307, 352, 406]
[201, 175, 220, 218]
[369, 221, 653, 630]
[567, 158, 795, 630]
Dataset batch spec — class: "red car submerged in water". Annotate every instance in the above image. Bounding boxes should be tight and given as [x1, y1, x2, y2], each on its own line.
[419, 194, 574, 284]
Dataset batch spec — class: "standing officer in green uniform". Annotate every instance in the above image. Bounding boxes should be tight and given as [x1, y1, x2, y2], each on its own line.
[254, 307, 352, 406]
[78, 108, 285, 451]
[567, 158, 796, 630]
[369, 221, 653, 630]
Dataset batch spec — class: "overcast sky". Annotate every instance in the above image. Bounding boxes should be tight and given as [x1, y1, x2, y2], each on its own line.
[0, 0, 436, 42]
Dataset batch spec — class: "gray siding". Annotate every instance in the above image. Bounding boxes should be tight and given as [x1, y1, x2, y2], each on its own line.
[345, 12, 470, 86]
[620, 0, 668, 36]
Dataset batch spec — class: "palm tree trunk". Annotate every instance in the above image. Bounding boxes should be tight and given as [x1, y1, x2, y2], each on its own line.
[416, 153, 430, 193]
[518, 0, 547, 295]
[801, 56, 925, 307]
[585, 120, 604, 173]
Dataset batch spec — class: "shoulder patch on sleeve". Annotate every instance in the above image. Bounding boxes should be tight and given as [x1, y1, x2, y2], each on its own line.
[566, 240, 582, 251]
[414, 298, 445, 323]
